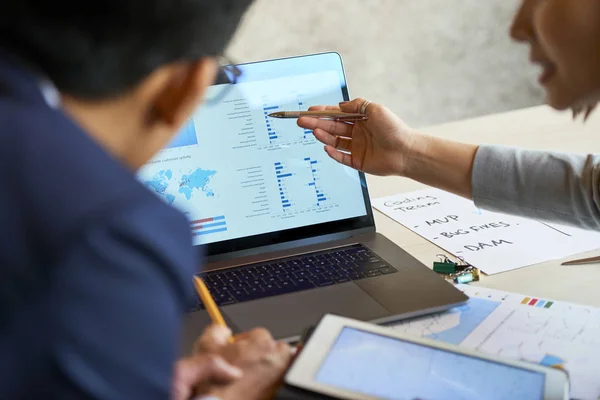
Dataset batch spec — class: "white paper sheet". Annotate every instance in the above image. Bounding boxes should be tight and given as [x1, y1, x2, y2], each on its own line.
[392, 285, 600, 400]
[372, 188, 600, 274]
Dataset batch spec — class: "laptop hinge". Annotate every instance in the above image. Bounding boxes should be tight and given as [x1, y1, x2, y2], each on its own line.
[204, 227, 375, 270]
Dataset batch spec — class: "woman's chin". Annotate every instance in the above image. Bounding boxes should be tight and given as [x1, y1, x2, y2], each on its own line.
[543, 79, 600, 113]
[544, 85, 576, 111]
[545, 97, 570, 111]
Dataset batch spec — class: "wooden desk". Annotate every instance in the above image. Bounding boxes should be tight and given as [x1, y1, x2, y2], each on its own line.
[366, 105, 600, 307]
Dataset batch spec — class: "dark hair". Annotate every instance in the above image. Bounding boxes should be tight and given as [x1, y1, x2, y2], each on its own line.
[0, 0, 253, 99]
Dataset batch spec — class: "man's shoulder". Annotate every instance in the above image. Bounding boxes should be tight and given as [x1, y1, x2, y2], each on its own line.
[0, 97, 152, 239]
[0, 89, 195, 270]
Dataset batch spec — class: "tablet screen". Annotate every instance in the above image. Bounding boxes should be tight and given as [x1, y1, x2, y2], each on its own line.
[315, 327, 545, 400]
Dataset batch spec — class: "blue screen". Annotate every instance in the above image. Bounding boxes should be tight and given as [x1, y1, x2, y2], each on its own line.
[138, 53, 367, 245]
[316, 327, 545, 400]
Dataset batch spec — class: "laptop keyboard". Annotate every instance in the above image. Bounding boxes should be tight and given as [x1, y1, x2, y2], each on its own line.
[191, 244, 398, 311]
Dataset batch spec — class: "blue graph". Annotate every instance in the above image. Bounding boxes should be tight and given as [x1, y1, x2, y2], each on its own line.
[297, 96, 313, 138]
[191, 215, 227, 237]
[275, 162, 292, 209]
[275, 157, 328, 211]
[262, 97, 313, 144]
[425, 298, 500, 345]
[306, 157, 327, 204]
[165, 120, 198, 149]
[263, 104, 279, 142]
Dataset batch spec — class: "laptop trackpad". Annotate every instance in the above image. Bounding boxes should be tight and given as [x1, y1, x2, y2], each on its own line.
[223, 283, 389, 341]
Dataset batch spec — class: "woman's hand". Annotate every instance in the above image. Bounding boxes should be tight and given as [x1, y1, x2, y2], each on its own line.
[298, 97, 478, 199]
[297, 98, 416, 176]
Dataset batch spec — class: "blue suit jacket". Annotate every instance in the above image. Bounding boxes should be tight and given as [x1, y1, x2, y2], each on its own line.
[0, 52, 198, 399]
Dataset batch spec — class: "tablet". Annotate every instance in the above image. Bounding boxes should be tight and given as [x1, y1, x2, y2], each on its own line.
[286, 314, 569, 400]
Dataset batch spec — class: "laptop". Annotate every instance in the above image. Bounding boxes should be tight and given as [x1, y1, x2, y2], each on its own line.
[138, 52, 468, 349]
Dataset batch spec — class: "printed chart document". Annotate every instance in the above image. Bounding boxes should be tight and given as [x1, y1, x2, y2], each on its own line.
[372, 188, 600, 274]
[392, 284, 600, 400]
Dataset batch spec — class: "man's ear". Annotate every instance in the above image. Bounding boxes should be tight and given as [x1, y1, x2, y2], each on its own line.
[152, 58, 218, 131]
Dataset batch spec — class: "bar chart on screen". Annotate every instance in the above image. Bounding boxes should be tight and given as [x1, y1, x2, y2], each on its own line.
[260, 93, 316, 149]
[272, 156, 337, 218]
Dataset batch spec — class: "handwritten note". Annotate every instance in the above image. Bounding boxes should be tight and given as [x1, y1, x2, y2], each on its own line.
[372, 188, 600, 274]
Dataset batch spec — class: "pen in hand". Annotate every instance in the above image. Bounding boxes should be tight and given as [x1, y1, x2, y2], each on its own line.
[193, 276, 234, 344]
[268, 111, 367, 120]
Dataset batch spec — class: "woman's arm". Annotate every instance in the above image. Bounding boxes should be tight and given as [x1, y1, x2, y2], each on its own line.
[471, 144, 600, 229]
[406, 133, 600, 229]
[402, 133, 478, 199]
[299, 98, 600, 230]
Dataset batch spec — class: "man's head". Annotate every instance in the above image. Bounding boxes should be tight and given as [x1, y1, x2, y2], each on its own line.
[0, 0, 253, 168]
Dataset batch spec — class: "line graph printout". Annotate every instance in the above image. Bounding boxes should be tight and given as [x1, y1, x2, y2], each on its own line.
[392, 285, 600, 400]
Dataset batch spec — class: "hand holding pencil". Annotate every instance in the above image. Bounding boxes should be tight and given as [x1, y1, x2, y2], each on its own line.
[191, 276, 293, 400]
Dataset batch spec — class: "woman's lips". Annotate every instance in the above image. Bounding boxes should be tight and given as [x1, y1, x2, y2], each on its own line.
[535, 60, 557, 85]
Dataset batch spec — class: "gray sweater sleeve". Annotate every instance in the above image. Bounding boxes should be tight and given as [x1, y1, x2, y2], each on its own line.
[471, 144, 600, 229]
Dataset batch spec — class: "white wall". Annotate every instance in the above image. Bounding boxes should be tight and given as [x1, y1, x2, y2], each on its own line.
[228, 0, 544, 127]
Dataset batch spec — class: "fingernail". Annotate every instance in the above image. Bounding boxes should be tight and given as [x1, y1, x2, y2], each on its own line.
[229, 366, 243, 378]
[213, 325, 232, 336]
[216, 358, 243, 378]
[339, 101, 349, 106]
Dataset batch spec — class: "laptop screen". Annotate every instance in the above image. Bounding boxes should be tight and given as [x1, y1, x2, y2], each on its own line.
[138, 53, 373, 255]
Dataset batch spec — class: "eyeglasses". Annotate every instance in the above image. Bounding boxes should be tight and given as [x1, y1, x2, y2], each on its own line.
[204, 56, 242, 105]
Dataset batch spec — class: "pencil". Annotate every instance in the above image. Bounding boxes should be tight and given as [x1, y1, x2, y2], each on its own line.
[193, 276, 234, 344]
[268, 111, 367, 120]
[561, 255, 600, 265]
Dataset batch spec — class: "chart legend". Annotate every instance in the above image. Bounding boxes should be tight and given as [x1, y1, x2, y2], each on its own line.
[520, 297, 554, 308]
[190, 215, 227, 237]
